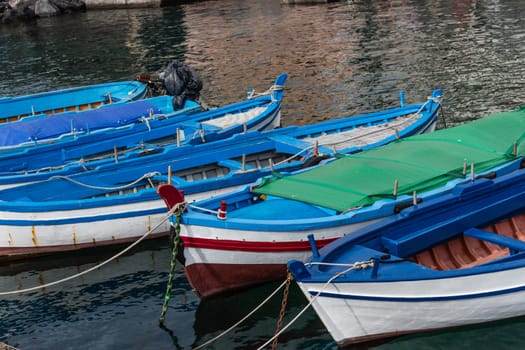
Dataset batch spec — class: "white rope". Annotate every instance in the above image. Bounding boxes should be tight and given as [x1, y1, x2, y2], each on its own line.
[256, 260, 373, 349]
[187, 204, 219, 215]
[49, 172, 160, 191]
[416, 94, 442, 114]
[0, 204, 182, 296]
[191, 129, 205, 141]
[306, 260, 375, 268]
[139, 116, 152, 131]
[248, 84, 284, 100]
[192, 279, 288, 350]
[0, 143, 153, 177]
[0, 160, 86, 176]
[272, 145, 316, 167]
[231, 145, 316, 175]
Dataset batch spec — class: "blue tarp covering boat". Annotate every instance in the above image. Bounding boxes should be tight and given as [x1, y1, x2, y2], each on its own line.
[0, 99, 162, 147]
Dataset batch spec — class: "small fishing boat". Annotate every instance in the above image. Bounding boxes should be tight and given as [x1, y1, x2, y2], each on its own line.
[288, 161, 525, 347]
[0, 88, 440, 260]
[165, 105, 525, 298]
[155, 89, 447, 297]
[0, 80, 147, 124]
[0, 74, 287, 174]
[0, 95, 200, 150]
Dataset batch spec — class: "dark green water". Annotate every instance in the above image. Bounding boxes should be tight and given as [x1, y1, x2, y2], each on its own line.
[1, 0, 525, 348]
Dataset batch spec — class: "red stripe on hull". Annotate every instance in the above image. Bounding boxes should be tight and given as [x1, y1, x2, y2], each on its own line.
[184, 262, 287, 298]
[181, 237, 338, 297]
[181, 236, 337, 252]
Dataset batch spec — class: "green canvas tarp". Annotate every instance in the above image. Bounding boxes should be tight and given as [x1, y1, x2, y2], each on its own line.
[253, 107, 525, 212]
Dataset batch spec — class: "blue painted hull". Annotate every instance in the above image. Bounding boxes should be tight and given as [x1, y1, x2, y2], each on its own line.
[289, 160, 525, 346]
[0, 74, 287, 177]
[153, 89, 443, 297]
[0, 86, 438, 260]
[0, 80, 147, 123]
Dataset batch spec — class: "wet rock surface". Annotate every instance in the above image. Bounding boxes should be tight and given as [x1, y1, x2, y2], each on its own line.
[0, 0, 85, 23]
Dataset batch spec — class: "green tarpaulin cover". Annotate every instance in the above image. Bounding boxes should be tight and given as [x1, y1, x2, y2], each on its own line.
[253, 107, 525, 212]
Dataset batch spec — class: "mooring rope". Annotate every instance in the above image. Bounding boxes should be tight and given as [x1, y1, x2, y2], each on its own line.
[186, 203, 219, 215]
[159, 210, 182, 324]
[247, 84, 284, 100]
[271, 272, 292, 350]
[192, 279, 289, 350]
[49, 172, 160, 191]
[256, 260, 373, 349]
[272, 145, 316, 167]
[0, 204, 180, 296]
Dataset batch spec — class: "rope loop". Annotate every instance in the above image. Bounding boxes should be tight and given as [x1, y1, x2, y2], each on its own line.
[248, 83, 284, 101]
[49, 171, 161, 191]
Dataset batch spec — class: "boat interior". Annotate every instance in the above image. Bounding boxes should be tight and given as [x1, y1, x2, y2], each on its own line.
[3, 99, 111, 123]
[303, 113, 420, 151]
[411, 213, 525, 270]
[86, 149, 301, 199]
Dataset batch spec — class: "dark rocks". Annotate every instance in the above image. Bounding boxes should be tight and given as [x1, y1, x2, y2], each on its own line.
[52, 0, 84, 12]
[34, 0, 60, 16]
[0, 0, 85, 23]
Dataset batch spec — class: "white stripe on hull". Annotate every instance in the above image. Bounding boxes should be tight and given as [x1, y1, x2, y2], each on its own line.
[0, 206, 171, 247]
[182, 218, 381, 245]
[183, 247, 314, 266]
[181, 218, 382, 265]
[0, 186, 238, 249]
[298, 266, 525, 344]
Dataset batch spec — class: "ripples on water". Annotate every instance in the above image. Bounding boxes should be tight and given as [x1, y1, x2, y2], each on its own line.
[1, 0, 524, 126]
[1, 1, 525, 349]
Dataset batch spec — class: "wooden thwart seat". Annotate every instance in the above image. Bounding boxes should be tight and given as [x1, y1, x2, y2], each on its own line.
[411, 222, 525, 271]
[463, 228, 525, 252]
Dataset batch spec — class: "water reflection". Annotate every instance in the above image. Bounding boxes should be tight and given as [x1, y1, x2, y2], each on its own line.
[1, 0, 524, 128]
[0, 240, 199, 349]
[193, 282, 332, 349]
[1, 0, 525, 348]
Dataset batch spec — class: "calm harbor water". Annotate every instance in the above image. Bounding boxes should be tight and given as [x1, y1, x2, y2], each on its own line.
[1, 0, 525, 349]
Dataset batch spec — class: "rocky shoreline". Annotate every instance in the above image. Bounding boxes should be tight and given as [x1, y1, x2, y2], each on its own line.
[0, 0, 177, 23]
[0, 0, 338, 24]
[0, 0, 86, 23]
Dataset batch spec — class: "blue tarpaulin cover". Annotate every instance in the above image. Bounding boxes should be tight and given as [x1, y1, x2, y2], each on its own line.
[0, 100, 162, 147]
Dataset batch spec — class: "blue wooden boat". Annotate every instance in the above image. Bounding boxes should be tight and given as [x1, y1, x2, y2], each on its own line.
[288, 160, 525, 347]
[0, 80, 147, 124]
[160, 106, 525, 298]
[0, 88, 440, 260]
[0, 74, 287, 174]
[0, 96, 200, 149]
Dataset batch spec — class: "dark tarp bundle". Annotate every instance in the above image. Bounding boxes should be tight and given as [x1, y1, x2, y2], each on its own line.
[156, 60, 203, 109]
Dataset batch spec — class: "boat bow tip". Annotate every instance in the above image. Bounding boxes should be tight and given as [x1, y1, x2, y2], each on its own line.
[157, 184, 185, 211]
[288, 260, 311, 280]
